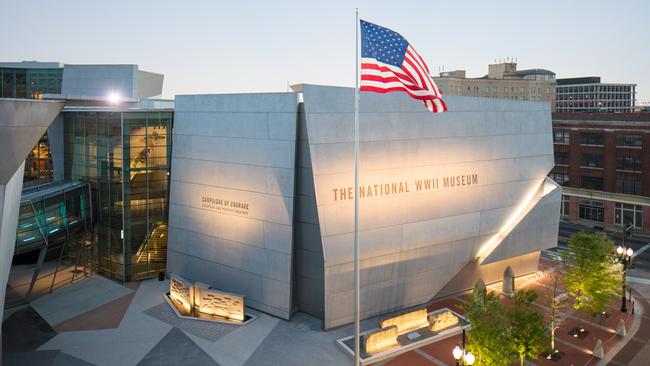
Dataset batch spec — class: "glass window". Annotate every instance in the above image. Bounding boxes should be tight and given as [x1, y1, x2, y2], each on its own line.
[561, 195, 570, 217]
[580, 132, 603, 145]
[23, 132, 53, 187]
[615, 203, 643, 229]
[63, 110, 172, 281]
[579, 199, 604, 222]
[554, 151, 569, 165]
[2, 69, 14, 98]
[617, 155, 642, 171]
[616, 134, 642, 148]
[581, 176, 603, 190]
[549, 172, 569, 186]
[553, 131, 570, 144]
[15, 69, 26, 98]
[616, 179, 642, 195]
[581, 153, 603, 168]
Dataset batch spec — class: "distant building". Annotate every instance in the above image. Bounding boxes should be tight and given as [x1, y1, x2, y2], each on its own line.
[550, 112, 650, 232]
[634, 103, 650, 113]
[433, 61, 556, 108]
[555, 77, 636, 113]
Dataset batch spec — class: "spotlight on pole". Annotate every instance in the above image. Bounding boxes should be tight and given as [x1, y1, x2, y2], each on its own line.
[108, 92, 120, 105]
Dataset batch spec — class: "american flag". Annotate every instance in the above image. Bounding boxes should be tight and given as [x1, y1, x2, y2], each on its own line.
[360, 20, 447, 113]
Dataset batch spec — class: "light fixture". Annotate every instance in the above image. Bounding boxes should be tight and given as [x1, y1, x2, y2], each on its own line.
[617, 246, 624, 255]
[626, 248, 633, 257]
[109, 92, 120, 105]
[465, 351, 475, 365]
[452, 345, 463, 360]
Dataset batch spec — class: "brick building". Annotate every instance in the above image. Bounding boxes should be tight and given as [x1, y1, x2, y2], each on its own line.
[551, 113, 650, 232]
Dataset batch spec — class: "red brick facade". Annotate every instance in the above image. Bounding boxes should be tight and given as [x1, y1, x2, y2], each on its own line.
[552, 113, 650, 232]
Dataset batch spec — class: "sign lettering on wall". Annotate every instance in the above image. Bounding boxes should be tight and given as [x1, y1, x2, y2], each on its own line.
[201, 196, 250, 216]
[332, 173, 479, 202]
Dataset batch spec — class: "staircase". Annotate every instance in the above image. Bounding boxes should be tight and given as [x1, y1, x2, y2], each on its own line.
[136, 224, 168, 263]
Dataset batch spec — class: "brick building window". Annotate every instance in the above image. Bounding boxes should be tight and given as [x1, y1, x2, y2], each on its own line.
[579, 199, 604, 222]
[581, 154, 603, 168]
[616, 134, 642, 148]
[616, 179, 642, 195]
[553, 131, 570, 144]
[614, 203, 643, 229]
[616, 155, 642, 172]
[580, 132, 603, 145]
[549, 173, 569, 186]
[581, 176, 603, 190]
[554, 152, 569, 165]
[561, 195, 570, 217]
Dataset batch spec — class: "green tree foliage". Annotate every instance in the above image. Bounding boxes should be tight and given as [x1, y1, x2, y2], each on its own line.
[463, 285, 514, 366]
[540, 266, 568, 353]
[508, 289, 548, 366]
[561, 231, 622, 316]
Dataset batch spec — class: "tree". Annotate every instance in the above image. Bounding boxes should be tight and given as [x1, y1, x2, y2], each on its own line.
[541, 265, 568, 354]
[463, 284, 514, 366]
[508, 289, 548, 366]
[561, 231, 621, 317]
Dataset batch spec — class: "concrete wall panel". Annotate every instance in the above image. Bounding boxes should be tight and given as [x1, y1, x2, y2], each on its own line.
[167, 93, 298, 319]
[300, 85, 556, 328]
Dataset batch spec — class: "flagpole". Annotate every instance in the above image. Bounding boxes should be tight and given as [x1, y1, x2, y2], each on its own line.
[353, 7, 361, 366]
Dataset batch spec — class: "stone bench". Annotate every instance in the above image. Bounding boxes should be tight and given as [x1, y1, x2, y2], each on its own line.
[379, 308, 429, 334]
[364, 325, 399, 354]
[339, 307, 469, 366]
[428, 311, 460, 332]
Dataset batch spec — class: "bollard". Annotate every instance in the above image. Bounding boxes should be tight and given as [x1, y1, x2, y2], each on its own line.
[616, 319, 626, 337]
[502, 266, 515, 297]
[592, 339, 604, 359]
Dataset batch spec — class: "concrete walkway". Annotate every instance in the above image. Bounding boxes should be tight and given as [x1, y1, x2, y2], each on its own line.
[607, 290, 650, 365]
[3, 277, 353, 366]
[4, 262, 650, 366]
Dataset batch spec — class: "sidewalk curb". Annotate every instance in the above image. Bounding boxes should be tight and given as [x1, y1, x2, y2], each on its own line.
[596, 291, 644, 365]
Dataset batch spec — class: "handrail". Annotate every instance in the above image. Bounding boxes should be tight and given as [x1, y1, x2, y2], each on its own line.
[25, 200, 49, 299]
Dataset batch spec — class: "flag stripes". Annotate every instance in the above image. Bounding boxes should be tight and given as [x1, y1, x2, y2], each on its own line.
[360, 21, 447, 113]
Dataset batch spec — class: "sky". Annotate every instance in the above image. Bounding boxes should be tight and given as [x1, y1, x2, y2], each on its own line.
[2, 0, 648, 103]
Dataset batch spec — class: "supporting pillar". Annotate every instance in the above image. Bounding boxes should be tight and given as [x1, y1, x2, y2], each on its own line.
[0, 163, 26, 356]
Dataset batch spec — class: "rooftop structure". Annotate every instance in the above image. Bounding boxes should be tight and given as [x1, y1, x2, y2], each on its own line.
[433, 62, 556, 107]
[555, 77, 636, 113]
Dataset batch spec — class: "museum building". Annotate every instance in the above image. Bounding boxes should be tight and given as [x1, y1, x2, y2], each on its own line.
[0, 62, 561, 330]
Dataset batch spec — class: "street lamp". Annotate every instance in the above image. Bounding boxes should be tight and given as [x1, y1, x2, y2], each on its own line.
[451, 330, 475, 365]
[452, 345, 463, 365]
[616, 225, 634, 313]
[465, 351, 475, 365]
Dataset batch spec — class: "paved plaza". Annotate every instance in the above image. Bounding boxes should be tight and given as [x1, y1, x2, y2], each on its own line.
[3, 258, 650, 365]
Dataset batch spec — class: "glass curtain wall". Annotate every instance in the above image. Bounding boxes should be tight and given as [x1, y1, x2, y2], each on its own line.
[64, 111, 171, 281]
[24, 132, 54, 187]
[15, 182, 91, 256]
[0, 68, 62, 98]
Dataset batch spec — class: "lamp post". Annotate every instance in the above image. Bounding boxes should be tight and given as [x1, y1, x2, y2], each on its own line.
[452, 345, 463, 366]
[452, 329, 475, 365]
[617, 225, 634, 313]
